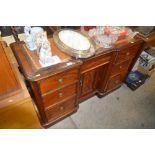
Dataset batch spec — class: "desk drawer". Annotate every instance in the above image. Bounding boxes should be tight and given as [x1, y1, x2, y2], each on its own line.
[116, 44, 140, 64]
[42, 83, 77, 109]
[106, 74, 122, 91]
[45, 96, 76, 122]
[111, 59, 132, 76]
[39, 69, 78, 94]
[80, 54, 111, 73]
[106, 70, 128, 91]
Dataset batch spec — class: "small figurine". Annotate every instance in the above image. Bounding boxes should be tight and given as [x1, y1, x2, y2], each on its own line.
[39, 39, 52, 64]
[24, 26, 37, 51]
[24, 26, 31, 36]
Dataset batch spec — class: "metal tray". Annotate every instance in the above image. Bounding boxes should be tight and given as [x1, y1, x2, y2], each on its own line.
[53, 29, 96, 58]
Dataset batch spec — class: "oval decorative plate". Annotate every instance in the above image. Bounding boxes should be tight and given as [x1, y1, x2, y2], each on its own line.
[58, 30, 90, 51]
[53, 29, 95, 58]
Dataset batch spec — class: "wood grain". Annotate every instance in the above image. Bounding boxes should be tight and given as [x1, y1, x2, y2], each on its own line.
[0, 42, 41, 128]
[0, 41, 21, 98]
[42, 83, 77, 109]
[38, 68, 79, 94]
[45, 96, 77, 122]
[9, 32, 144, 128]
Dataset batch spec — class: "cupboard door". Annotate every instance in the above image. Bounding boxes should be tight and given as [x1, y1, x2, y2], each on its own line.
[80, 69, 97, 97]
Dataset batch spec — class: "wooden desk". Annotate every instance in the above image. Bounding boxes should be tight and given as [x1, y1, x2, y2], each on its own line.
[10, 36, 144, 128]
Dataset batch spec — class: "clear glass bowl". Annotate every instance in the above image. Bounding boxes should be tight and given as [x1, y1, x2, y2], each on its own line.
[95, 34, 118, 48]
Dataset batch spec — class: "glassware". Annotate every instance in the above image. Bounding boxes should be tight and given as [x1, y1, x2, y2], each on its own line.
[95, 33, 118, 48]
[96, 26, 105, 35]
[109, 34, 118, 43]
[88, 28, 96, 37]
[96, 35, 110, 48]
[127, 29, 139, 39]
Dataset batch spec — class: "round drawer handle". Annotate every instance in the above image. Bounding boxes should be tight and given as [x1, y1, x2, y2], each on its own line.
[119, 66, 122, 69]
[60, 106, 64, 111]
[126, 52, 130, 56]
[58, 78, 64, 84]
[59, 92, 63, 97]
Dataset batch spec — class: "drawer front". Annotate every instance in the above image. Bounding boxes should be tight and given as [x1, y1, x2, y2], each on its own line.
[106, 71, 128, 91]
[39, 69, 78, 94]
[80, 54, 111, 73]
[106, 75, 122, 91]
[42, 83, 77, 109]
[111, 59, 132, 76]
[116, 44, 140, 64]
[45, 96, 76, 121]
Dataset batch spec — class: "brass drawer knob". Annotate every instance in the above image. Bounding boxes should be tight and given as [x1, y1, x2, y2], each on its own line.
[60, 106, 64, 111]
[59, 92, 63, 97]
[58, 78, 64, 84]
[119, 66, 122, 69]
[126, 52, 130, 56]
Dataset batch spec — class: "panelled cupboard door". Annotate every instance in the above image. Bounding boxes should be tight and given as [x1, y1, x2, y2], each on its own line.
[79, 60, 113, 99]
[79, 64, 110, 97]
[80, 69, 97, 96]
